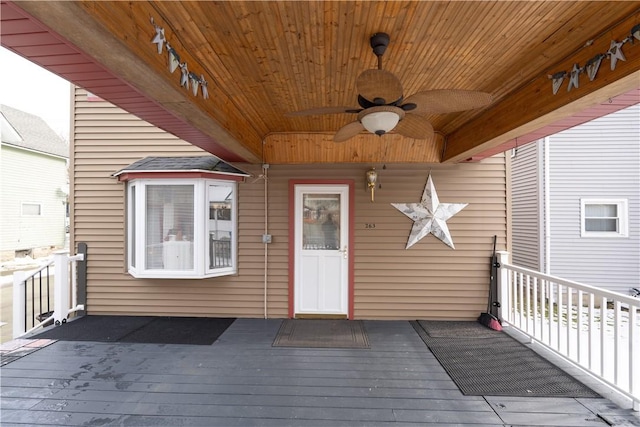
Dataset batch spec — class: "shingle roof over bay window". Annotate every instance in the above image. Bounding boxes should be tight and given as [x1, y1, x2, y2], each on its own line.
[113, 156, 250, 181]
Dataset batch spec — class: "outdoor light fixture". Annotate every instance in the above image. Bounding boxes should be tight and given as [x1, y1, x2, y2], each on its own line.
[366, 168, 378, 202]
[358, 106, 405, 136]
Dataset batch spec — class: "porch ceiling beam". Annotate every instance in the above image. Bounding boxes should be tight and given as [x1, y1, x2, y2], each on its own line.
[443, 11, 640, 163]
[12, 0, 262, 163]
[263, 133, 445, 164]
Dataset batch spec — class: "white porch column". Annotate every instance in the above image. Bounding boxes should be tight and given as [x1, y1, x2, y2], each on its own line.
[53, 250, 70, 325]
[496, 251, 510, 323]
[12, 271, 26, 338]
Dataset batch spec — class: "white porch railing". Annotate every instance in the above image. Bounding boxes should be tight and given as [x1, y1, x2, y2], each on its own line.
[13, 250, 85, 339]
[496, 251, 640, 411]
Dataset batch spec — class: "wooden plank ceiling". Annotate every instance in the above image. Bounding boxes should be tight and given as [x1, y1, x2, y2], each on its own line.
[3, 1, 640, 164]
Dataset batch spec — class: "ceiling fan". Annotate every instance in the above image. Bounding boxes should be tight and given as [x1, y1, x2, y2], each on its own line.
[287, 32, 493, 142]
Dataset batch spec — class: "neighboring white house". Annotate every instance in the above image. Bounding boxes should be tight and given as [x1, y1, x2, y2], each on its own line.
[0, 105, 69, 261]
[511, 103, 640, 296]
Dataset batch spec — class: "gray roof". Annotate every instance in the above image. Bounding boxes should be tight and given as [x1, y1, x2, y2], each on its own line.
[0, 104, 68, 158]
[113, 156, 250, 177]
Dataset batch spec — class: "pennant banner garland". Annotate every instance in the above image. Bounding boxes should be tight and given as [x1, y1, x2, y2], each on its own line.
[150, 16, 210, 100]
[150, 16, 638, 98]
[548, 21, 640, 94]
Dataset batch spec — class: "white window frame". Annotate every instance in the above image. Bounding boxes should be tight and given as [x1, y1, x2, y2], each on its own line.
[205, 183, 237, 276]
[580, 198, 628, 238]
[21, 202, 43, 216]
[127, 178, 237, 279]
[127, 183, 137, 270]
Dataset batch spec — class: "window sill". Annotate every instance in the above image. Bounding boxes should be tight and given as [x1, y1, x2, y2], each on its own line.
[580, 233, 628, 238]
[128, 269, 236, 279]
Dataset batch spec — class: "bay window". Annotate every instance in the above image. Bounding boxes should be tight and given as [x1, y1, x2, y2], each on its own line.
[127, 178, 237, 278]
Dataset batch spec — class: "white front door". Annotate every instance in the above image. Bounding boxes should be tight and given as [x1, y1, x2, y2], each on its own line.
[294, 184, 349, 317]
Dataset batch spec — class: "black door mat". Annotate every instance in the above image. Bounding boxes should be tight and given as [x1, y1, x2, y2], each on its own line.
[412, 320, 599, 398]
[273, 319, 370, 349]
[31, 315, 235, 345]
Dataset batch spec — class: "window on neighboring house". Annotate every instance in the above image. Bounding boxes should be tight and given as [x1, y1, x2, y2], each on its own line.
[580, 199, 628, 238]
[126, 179, 237, 278]
[22, 203, 42, 216]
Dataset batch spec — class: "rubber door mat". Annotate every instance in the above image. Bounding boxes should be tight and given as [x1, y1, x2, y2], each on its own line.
[32, 315, 235, 345]
[273, 319, 369, 349]
[412, 320, 599, 397]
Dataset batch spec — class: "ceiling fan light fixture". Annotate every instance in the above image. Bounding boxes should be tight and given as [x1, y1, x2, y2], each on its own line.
[361, 111, 400, 135]
[358, 105, 405, 136]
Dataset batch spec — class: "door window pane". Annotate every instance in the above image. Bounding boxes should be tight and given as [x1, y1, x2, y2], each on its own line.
[302, 193, 340, 249]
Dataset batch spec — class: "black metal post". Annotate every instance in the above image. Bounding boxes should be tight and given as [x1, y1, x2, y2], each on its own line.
[76, 243, 88, 315]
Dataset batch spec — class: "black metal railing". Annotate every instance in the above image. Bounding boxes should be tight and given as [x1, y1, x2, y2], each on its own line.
[209, 236, 232, 269]
[13, 248, 88, 338]
[20, 264, 54, 330]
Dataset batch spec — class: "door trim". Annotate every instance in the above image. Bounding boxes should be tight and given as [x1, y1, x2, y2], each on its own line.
[288, 179, 355, 319]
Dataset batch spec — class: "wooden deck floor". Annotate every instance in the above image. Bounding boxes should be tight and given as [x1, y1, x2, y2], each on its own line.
[1, 319, 639, 426]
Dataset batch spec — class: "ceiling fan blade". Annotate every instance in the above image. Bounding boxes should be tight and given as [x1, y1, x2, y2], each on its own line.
[356, 69, 403, 104]
[394, 114, 434, 140]
[403, 90, 492, 114]
[333, 121, 365, 142]
[285, 106, 360, 117]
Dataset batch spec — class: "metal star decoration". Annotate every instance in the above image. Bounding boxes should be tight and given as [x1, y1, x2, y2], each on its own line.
[179, 62, 189, 89]
[200, 74, 209, 99]
[150, 17, 165, 54]
[392, 174, 468, 249]
[151, 24, 165, 54]
[567, 63, 582, 91]
[608, 40, 626, 70]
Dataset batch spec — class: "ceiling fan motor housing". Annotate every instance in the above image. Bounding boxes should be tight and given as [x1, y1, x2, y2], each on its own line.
[370, 32, 390, 57]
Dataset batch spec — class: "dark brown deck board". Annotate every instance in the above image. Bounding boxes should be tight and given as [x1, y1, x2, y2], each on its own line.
[1, 319, 638, 426]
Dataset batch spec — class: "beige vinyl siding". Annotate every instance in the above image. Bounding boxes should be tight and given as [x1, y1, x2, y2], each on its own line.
[73, 88, 275, 318]
[258, 162, 507, 320]
[72, 87, 507, 320]
[353, 161, 506, 319]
